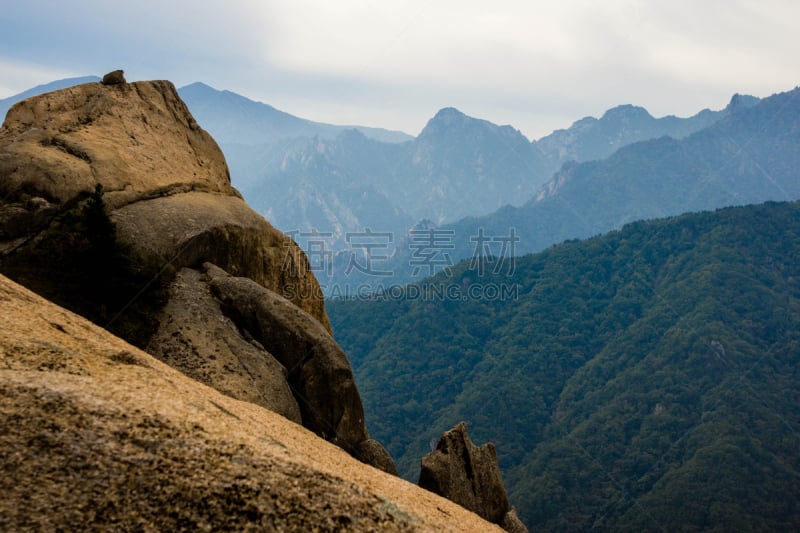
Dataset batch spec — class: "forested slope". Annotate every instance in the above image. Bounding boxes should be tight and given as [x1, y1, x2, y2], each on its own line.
[329, 201, 800, 529]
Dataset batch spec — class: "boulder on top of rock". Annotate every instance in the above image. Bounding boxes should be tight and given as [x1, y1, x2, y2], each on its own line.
[102, 70, 126, 85]
[419, 422, 526, 531]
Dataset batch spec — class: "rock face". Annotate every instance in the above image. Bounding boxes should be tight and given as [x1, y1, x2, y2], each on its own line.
[146, 262, 396, 473]
[419, 422, 527, 532]
[500, 508, 529, 533]
[205, 265, 365, 443]
[0, 273, 501, 532]
[0, 76, 327, 328]
[145, 266, 302, 423]
[0, 77, 396, 470]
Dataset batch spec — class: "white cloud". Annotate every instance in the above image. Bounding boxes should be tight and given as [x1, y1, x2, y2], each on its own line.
[0, 59, 79, 97]
[1, 0, 798, 138]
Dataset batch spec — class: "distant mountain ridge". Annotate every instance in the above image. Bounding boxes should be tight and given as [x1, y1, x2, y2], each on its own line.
[228, 106, 551, 255]
[332, 86, 794, 291]
[232, 98, 740, 264]
[443, 86, 800, 259]
[533, 100, 738, 169]
[179, 82, 413, 145]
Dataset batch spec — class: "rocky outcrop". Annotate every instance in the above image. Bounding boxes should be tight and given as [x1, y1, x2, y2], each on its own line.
[0, 273, 501, 532]
[500, 508, 529, 533]
[145, 266, 302, 423]
[102, 69, 126, 85]
[206, 263, 396, 473]
[146, 262, 396, 474]
[0, 74, 327, 328]
[419, 422, 527, 532]
[0, 75, 399, 470]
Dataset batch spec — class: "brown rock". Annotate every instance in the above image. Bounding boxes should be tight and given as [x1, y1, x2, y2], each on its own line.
[0, 76, 400, 475]
[0, 273, 503, 532]
[419, 422, 510, 524]
[501, 508, 529, 533]
[204, 263, 395, 473]
[146, 267, 302, 423]
[101, 69, 126, 85]
[355, 438, 400, 476]
[0, 78, 328, 328]
[110, 191, 322, 324]
[0, 79, 228, 204]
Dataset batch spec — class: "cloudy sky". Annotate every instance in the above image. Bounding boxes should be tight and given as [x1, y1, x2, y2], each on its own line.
[1, 0, 798, 139]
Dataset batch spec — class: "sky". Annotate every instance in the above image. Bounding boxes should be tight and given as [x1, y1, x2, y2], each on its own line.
[1, 0, 798, 140]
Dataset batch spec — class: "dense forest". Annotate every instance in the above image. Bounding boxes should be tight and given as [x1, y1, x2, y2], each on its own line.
[328, 201, 800, 529]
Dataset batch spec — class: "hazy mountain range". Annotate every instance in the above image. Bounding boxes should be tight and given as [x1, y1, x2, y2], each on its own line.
[328, 87, 796, 291]
[447, 87, 798, 245]
[185, 84, 747, 251]
[174, 80, 768, 297]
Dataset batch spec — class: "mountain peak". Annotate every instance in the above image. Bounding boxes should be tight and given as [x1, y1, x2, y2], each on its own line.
[433, 106, 467, 119]
[419, 107, 525, 141]
[725, 92, 760, 112]
[420, 107, 471, 131]
[179, 81, 216, 91]
[600, 104, 654, 122]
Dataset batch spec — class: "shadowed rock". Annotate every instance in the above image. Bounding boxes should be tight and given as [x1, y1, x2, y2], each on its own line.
[101, 69, 126, 85]
[500, 508, 528, 533]
[146, 267, 302, 423]
[355, 438, 399, 476]
[203, 263, 396, 474]
[419, 422, 527, 531]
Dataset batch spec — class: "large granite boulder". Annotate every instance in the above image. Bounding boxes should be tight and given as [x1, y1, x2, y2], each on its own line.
[0, 75, 327, 328]
[0, 74, 398, 471]
[419, 422, 527, 531]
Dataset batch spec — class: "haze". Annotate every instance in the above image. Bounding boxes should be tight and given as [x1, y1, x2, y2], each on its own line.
[1, 0, 798, 138]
